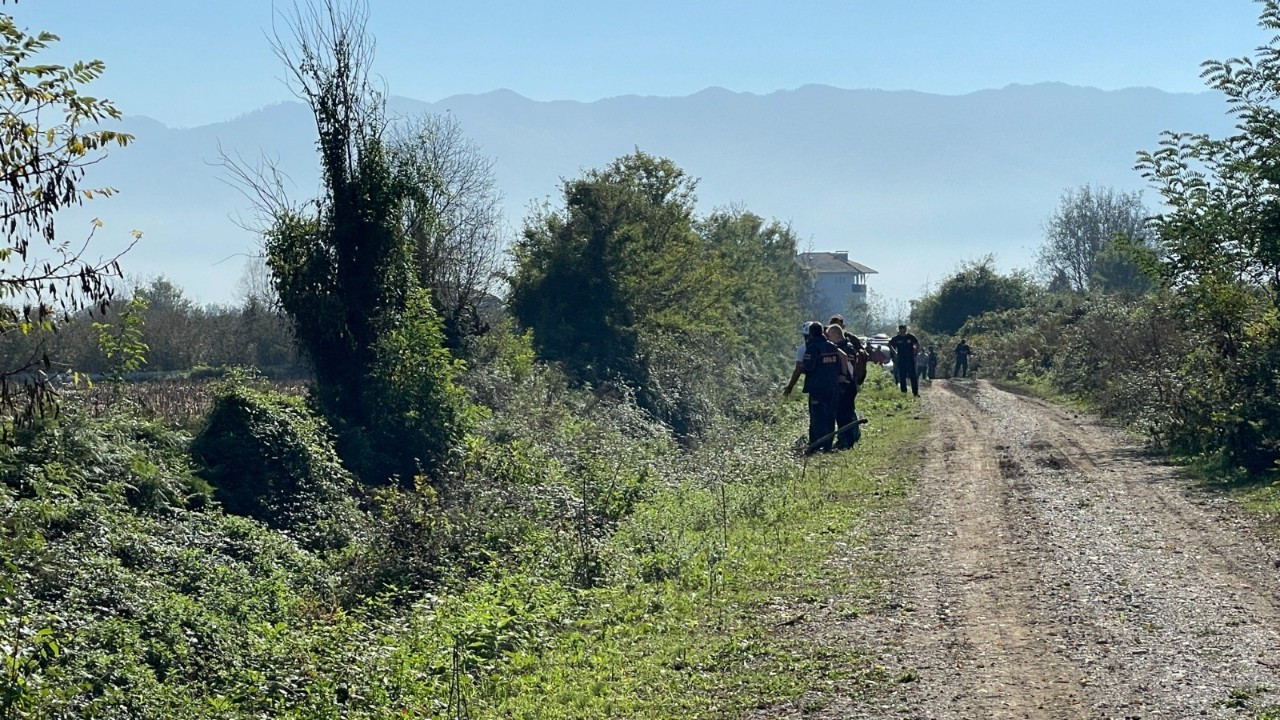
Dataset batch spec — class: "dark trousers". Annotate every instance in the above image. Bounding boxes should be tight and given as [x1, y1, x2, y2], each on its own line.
[897, 362, 919, 395]
[807, 389, 837, 453]
[835, 382, 860, 448]
[954, 359, 968, 378]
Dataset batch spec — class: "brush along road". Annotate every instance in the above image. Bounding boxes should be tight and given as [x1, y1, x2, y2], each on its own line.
[776, 380, 1280, 718]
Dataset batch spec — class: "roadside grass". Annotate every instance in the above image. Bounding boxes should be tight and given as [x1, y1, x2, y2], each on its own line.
[472, 378, 928, 718]
[987, 375, 1092, 413]
[1182, 456, 1280, 524]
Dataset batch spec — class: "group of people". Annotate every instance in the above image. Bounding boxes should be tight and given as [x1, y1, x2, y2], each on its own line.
[784, 314, 869, 454]
[784, 317, 976, 454]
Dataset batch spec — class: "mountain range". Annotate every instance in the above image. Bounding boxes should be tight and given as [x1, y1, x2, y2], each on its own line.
[67, 82, 1236, 306]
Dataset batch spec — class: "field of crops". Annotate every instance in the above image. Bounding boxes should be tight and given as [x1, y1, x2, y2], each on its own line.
[66, 378, 310, 429]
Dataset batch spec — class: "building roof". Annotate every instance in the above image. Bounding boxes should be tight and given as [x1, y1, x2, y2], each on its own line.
[798, 252, 878, 275]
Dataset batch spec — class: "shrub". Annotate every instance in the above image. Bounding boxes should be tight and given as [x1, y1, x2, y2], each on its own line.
[360, 289, 475, 483]
[190, 381, 361, 550]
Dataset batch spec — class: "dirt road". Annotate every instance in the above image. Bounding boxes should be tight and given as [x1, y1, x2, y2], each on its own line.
[812, 380, 1280, 718]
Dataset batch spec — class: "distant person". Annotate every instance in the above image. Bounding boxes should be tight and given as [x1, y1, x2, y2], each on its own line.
[954, 338, 973, 378]
[784, 322, 844, 453]
[926, 345, 939, 380]
[917, 346, 932, 381]
[888, 324, 920, 396]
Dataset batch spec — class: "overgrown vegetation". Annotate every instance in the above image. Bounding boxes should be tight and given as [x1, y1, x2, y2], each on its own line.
[902, 3, 1280, 482]
[0, 324, 922, 718]
[510, 153, 808, 436]
[0, 3, 920, 718]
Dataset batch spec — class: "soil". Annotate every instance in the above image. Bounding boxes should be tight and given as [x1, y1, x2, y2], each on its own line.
[764, 379, 1280, 719]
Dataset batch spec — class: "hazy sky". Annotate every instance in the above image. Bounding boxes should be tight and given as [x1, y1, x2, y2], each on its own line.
[15, 1, 1273, 127]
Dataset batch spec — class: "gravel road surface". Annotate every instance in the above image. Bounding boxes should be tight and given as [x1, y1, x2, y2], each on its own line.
[769, 379, 1280, 719]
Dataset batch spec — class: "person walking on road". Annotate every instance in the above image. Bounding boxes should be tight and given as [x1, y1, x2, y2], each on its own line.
[889, 324, 921, 396]
[784, 322, 845, 453]
[926, 345, 939, 381]
[953, 338, 973, 378]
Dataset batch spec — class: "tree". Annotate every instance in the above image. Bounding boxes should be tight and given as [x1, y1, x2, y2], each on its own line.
[510, 150, 725, 387]
[511, 151, 765, 435]
[1136, 2, 1280, 329]
[911, 256, 1033, 336]
[386, 113, 505, 348]
[1134, 0, 1280, 469]
[842, 288, 896, 336]
[1037, 185, 1154, 294]
[696, 207, 808, 364]
[250, 0, 468, 481]
[133, 276, 202, 369]
[0, 8, 135, 414]
[234, 255, 279, 309]
[1091, 237, 1159, 296]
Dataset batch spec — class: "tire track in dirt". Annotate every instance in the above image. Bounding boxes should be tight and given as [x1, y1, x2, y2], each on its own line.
[863, 381, 1088, 719]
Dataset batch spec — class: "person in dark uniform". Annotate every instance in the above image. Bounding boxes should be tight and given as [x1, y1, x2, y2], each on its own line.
[784, 321, 843, 453]
[926, 345, 939, 381]
[888, 324, 920, 396]
[826, 324, 865, 448]
[954, 338, 972, 378]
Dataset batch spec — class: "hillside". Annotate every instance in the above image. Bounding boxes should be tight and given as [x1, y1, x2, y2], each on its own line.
[70, 83, 1232, 305]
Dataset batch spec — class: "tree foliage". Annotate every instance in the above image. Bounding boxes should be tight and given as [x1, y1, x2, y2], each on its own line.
[911, 256, 1033, 336]
[1131, 0, 1280, 469]
[259, 1, 469, 481]
[387, 113, 505, 348]
[1137, 1, 1280, 344]
[696, 207, 809, 364]
[1036, 185, 1155, 294]
[510, 153, 808, 434]
[510, 151, 718, 387]
[0, 8, 135, 415]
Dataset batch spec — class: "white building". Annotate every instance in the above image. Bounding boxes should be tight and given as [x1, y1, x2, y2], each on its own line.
[798, 251, 877, 318]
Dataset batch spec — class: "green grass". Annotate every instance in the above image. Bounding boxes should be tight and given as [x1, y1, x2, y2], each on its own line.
[470, 380, 928, 718]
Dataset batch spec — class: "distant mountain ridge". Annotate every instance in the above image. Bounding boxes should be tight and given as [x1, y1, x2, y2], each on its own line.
[73, 83, 1234, 304]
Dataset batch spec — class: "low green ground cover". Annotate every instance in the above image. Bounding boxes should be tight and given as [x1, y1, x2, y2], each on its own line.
[469, 375, 926, 718]
[0, 372, 924, 719]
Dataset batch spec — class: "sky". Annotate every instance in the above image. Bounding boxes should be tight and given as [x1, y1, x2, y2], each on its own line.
[8, 1, 1275, 307]
[14, 1, 1275, 128]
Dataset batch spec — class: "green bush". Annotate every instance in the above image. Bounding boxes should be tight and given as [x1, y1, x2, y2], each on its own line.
[361, 289, 475, 483]
[190, 381, 361, 550]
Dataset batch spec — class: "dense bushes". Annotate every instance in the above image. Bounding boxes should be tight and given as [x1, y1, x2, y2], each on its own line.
[510, 153, 808, 438]
[956, 289, 1280, 471]
[0, 312, 828, 717]
[190, 381, 361, 550]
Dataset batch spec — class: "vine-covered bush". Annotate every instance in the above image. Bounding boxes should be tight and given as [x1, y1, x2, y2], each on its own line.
[361, 289, 475, 483]
[190, 381, 361, 550]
